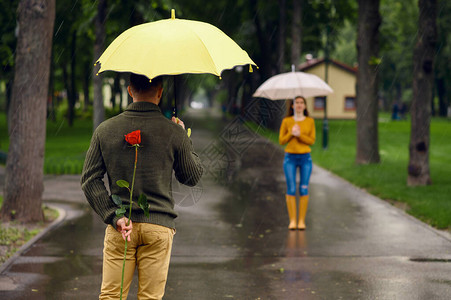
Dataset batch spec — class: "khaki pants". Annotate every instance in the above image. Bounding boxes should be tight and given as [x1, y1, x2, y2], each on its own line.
[100, 223, 174, 300]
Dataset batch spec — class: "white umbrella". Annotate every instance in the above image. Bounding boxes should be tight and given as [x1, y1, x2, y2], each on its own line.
[252, 70, 333, 100]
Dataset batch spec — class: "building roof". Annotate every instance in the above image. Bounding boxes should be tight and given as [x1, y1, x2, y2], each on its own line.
[298, 58, 357, 74]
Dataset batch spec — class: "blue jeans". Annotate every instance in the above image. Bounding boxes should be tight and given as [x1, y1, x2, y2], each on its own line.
[283, 153, 313, 196]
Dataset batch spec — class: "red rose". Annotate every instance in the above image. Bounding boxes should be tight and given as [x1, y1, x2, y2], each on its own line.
[125, 130, 141, 145]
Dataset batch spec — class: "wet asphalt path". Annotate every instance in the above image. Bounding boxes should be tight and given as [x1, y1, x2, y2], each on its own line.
[1, 108, 451, 299]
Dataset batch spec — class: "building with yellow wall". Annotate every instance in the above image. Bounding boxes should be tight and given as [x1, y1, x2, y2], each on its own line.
[298, 58, 357, 119]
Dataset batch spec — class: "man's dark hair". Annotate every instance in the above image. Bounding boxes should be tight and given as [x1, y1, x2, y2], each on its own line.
[129, 73, 163, 93]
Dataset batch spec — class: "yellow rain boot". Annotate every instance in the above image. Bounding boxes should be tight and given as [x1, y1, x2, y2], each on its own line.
[297, 195, 309, 230]
[286, 195, 297, 230]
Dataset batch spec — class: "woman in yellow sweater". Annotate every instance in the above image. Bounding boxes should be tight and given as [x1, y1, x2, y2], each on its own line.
[279, 96, 315, 230]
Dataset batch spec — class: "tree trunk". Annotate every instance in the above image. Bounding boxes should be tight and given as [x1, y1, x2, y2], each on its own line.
[291, 0, 302, 67]
[436, 77, 447, 117]
[82, 64, 90, 112]
[431, 88, 436, 116]
[408, 0, 437, 186]
[6, 73, 13, 127]
[250, 0, 272, 81]
[1, 0, 55, 223]
[274, 0, 287, 131]
[277, 0, 286, 73]
[93, 0, 106, 130]
[68, 30, 77, 126]
[113, 73, 121, 111]
[356, 0, 381, 164]
[48, 49, 55, 121]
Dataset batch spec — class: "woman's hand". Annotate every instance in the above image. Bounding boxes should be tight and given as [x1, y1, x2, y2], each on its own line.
[116, 217, 133, 242]
[291, 124, 301, 137]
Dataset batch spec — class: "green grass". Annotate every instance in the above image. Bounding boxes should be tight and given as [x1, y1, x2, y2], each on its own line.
[0, 195, 59, 264]
[0, 224, 40, 264]
[247, 116, 451, 230]
[0, 113, 92, 174]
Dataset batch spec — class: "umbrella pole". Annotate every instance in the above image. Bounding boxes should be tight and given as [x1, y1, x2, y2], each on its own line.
[173, 76, 177, 117]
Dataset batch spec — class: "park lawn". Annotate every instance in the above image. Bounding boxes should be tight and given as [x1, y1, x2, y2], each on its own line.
[43, 118, 92, 174]
[247, 116, 451, 230]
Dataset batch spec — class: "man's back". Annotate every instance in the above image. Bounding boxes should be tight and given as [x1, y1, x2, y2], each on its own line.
[81, 101, 203, 229]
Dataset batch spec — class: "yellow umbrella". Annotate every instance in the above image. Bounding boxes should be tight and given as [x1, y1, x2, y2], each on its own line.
[96, 9, 256, 80]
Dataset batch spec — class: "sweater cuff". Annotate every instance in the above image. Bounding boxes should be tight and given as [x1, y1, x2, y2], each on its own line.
[111, 215, 121, 228]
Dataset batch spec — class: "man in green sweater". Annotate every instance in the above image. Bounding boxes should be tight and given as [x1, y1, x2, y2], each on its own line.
[81, 73, 203, 299]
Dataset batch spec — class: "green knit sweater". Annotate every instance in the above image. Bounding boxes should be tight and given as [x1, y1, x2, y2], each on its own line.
[81, 102, 203, 229]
